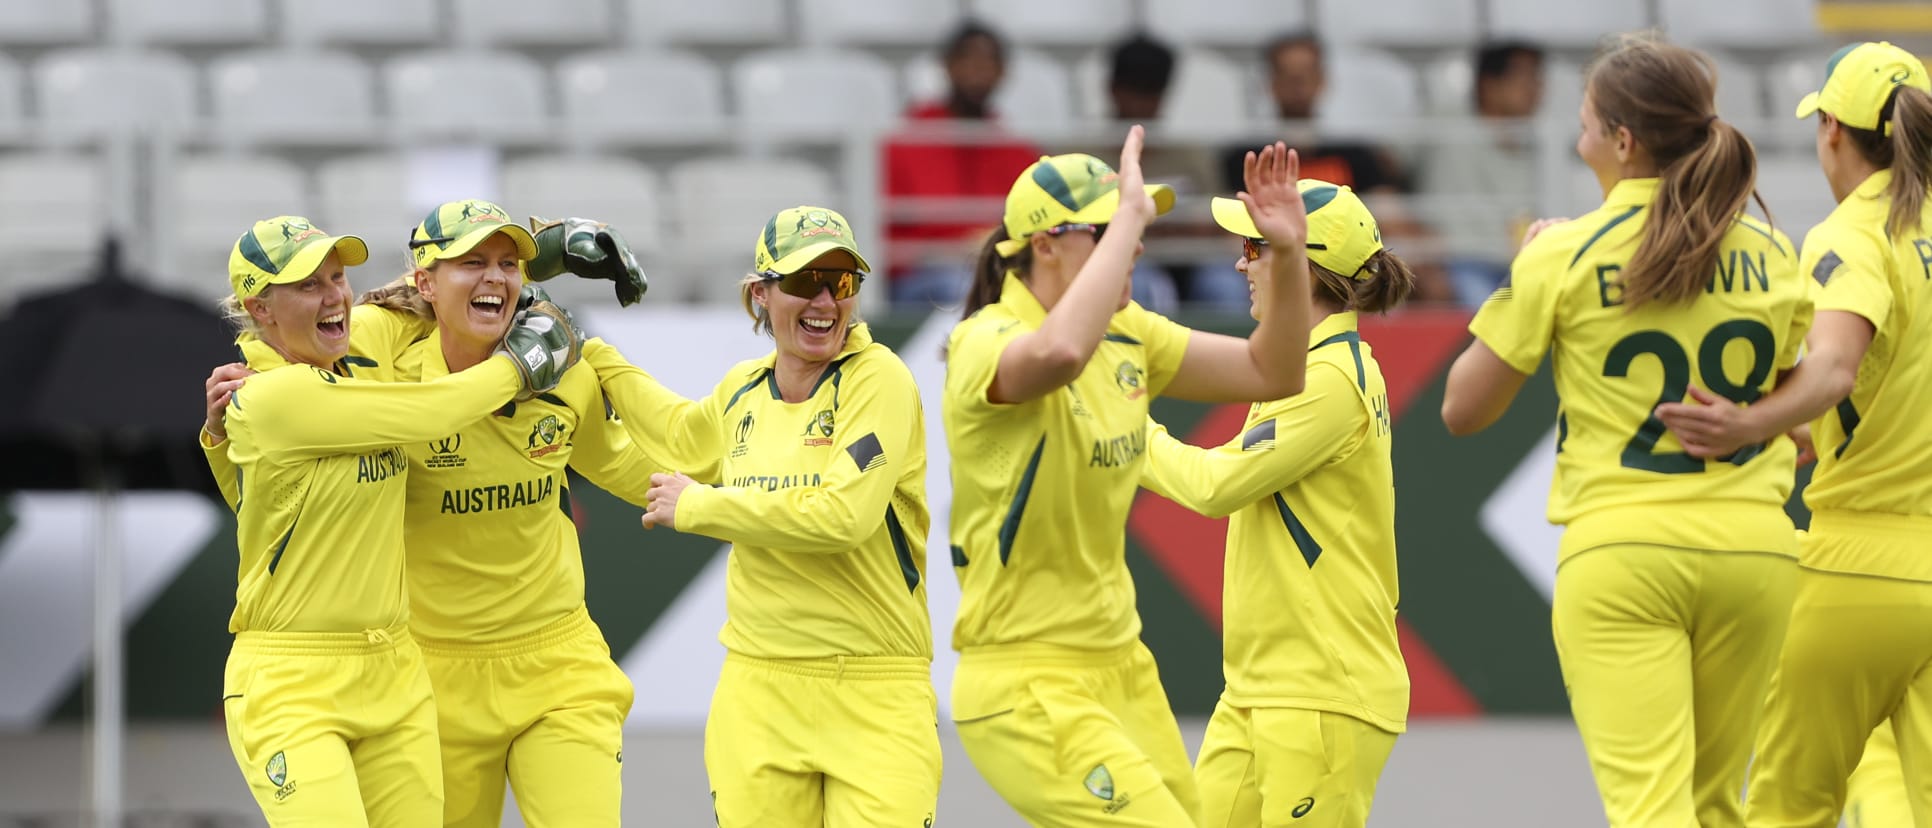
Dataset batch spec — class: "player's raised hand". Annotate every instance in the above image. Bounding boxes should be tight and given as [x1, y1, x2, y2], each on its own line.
[1112, 124, 1157, 229]
[204, 362, 255, 440]
[1238, 142, 1307, 249]
[641, 471, 696, 531]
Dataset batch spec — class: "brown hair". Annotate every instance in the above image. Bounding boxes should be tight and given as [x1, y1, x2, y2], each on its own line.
[355, 273, 436, 319]
[963, 225, 1031, 319]
[1843, 85, 1932, 239]
[1311, 249, 1418, 314]
[1587, 34, 1766, 307]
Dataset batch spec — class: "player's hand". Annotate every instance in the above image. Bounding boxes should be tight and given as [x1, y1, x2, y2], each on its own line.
[526, 216, 649, 307]
[1788, 423, 1816, 466]
[203, 362, 254, 441]
[1655, 385, 1762, 459]
[1238, 141, 1307, 250]
[497, 287, 585, 399]
[641, 471, 695, 531]
[1111, 124, 1156, 229]
[1520, 217, 1571, 249]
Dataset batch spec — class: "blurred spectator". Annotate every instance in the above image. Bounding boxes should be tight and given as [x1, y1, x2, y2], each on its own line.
[883, 21, 1041, 309]
[1420, 41, 1546, 307]
[1213, 31, 1454, 305]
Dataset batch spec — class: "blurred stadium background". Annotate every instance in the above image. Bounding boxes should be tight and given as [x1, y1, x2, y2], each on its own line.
[0, 0, 1924, 824]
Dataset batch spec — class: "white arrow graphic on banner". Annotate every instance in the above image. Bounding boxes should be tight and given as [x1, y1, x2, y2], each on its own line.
[1480, 425, 1563, 603]
[0, 492, 218, 728]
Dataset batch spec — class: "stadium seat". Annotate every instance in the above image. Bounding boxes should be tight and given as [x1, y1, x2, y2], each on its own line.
[157, 155, 312, 303]
[209, 50, 378, 144]
[0, 152, 109, 309]
[279, 0, 440, 47]
[1419, 53, 1474, 116]
[1074, 48, 1252, 128]
[0, 0, 96, 44]
[106, 0, 268, 45]
[665, 156, 838, 303]
[1486, 0, 1648, 51]
[383, 51, 549, 140]
[1143, 0, 1308, 48]
[962, 0, 1131, 47]
[0, 54, 21, 127]
[1310, 48, 1420, 136]
[1709, 52, 1768, 122]
[556, 51, 726, 141]
[796, 0, 961, 46]
[314, 152, 422, 255]
[451, 0, 616, 47]
[501, 154, 665, 308]
[627, 0, 787, 46]
[732, 50, 898, 136]
[1755, 153, 1833, 241]
[35, 49, 198, 135]
[1316, 0, 1481, 50]
[1659, 0, 1822, 51]
[907, 48, 1072, 129]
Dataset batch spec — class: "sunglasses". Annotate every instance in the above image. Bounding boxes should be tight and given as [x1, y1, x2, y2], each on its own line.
[763, 268, 865, 300]
[1043, 223, 1106, 242]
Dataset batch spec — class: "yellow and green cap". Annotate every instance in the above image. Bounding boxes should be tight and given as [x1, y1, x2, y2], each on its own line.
[1794, 41, 1931, 134]
[228, 215, 369, 299]
[1211, 179, 1382, 279]
[408, 199, 539, 269]
[753, 205, 872, 275]
[994, 153, 1176, 256]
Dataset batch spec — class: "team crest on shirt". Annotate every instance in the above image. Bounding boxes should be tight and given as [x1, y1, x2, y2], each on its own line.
[801, 408, 835, 447]
[1084, 764, 1113, 800]
[526, 415, 568, 458]
[1114, 361, 1145, 400]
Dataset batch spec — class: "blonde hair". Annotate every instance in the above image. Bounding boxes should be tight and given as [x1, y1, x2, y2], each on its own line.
[218, 294, 259, 336]
[355, 273, 436, 319]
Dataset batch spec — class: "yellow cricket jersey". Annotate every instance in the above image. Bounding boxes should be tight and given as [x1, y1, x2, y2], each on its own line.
[1470, 178, 1812, 563]
[1796, 169, 1932, 582]
[221, 340, 520, 634]
[589, 325, 933, 660]
[1141, 312, 1407, 733]
[393, 328, 659, 641]
[945, 274, 1190, 651]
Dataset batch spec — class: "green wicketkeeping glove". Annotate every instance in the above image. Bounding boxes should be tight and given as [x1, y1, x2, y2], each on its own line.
[525, 216, 648, 307]
[497, 286, 585, 399]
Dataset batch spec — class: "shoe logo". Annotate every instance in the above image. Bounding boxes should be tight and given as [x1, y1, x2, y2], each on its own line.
[1293, 797, 1315, 818]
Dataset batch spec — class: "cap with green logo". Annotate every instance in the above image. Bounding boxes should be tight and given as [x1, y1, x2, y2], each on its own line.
[409, 199, 539, 269]
[1794, 41, 1931, 134]
[229, 216, 369, 299]
[1211, 179, 1382, 279]
[753, 206, 872, 275]
[995, 154, 1176, 256]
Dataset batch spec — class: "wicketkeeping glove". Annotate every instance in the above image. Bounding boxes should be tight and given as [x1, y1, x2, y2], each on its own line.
[497, 286, 585, 399]
[525, 216, 648, 307]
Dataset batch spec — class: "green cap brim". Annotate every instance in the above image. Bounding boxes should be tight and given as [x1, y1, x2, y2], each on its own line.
[265, 235, 370, 289]
[766, 239, 873, 275]
[1795, 90, 1823, 119]
[439, 222, 539, 263]
[1065, 184, 1178, 226]
[1210, 197, 1260, 238]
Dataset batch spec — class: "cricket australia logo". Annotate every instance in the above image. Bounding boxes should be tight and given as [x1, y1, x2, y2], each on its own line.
[526, 415, 567, 458]
[1115, 361, 1145, 400]
[802, 408, 835, 447]
[795, 209, 847, 239]
[265, 751, 296, 800]
[1083, 764, 1132, 814]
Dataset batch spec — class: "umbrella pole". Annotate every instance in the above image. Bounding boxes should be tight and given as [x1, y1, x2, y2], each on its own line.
[87, 442, 123, 828]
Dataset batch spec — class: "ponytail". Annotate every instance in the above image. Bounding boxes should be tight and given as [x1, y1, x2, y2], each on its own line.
[1587, 35, 1764, 307]
[1882, 86, 1932, 239]
[356, 274, 435, 319]
[1310, 249, 1418, 315]
[964, 225, 1028, 320]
